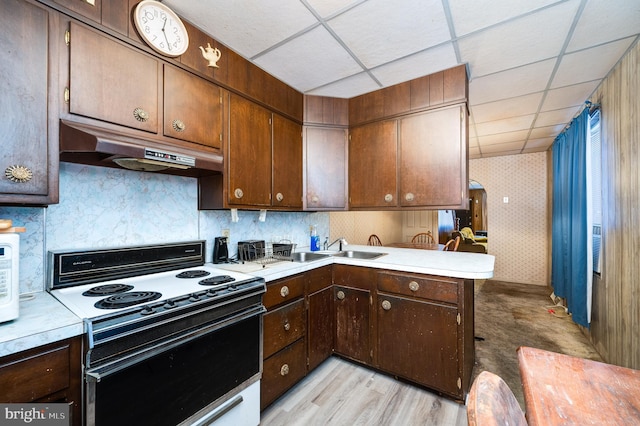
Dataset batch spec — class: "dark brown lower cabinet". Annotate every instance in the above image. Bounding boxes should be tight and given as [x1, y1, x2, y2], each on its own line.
[307, 266, 334, 371]
[377, 293, 459, 395]
[0, 336, 82, 425]
[334, 286, 371, 364]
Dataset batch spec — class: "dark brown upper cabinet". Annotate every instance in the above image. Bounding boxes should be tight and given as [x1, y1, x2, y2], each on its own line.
[1, 0, 59, 205]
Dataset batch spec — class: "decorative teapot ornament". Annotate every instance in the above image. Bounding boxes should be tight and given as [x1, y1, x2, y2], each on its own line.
[199, 43, 222, 68]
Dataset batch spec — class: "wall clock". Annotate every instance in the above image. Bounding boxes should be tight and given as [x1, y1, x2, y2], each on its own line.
[134, 0, 189, 57]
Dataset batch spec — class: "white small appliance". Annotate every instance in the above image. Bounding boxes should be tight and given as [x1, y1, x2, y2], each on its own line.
[0, 233, 19, 323]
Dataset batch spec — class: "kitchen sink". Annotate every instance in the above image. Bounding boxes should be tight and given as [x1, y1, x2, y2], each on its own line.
[334, 250, 387, 259]
[290, 252, 331, 262]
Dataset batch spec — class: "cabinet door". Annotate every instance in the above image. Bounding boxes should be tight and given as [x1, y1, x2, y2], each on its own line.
[377, 293, 460, 396]
[334, 286, 370, 364]
[163, 65, 223, 149]
[303, 127, 348, 210]
[399, 105, 467, 208]
[272, 115, 302, 209]
[69, 22, 159, 133]
[349, 120, 398, 208]
[308, 266, 334, 371]
[228, 94, 272, 206]
[0, 0, 56, 202]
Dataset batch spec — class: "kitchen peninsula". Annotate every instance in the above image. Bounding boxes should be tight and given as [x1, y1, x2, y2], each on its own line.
[1, 244, 493, 418]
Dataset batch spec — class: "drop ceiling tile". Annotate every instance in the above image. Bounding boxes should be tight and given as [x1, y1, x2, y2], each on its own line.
[254, 26, 364, 92]
[327, 0, 450, 68]
[541, 80, 599, 111]
[165, 0, 318, 59]
[306, 0, 364, 18]
[475, 114, 535, 136]
[371, 43, 458, 86]
[525, 137, 554, 149]
[458, 0, 580, 77]
[535, 106, 581, 127]
[307, 72, 380, 98]
[469, 59, 555, 105]
[478, 130, 529, 145]
[481, 141, 525, 153]
[522, 146, 549, 154]
[448, 0, 561, 37]
[481, 149, 523, 158]
[552, 37, 635, 88]
[567, 0, 640, 52]
[469, 146, 481, 158]
[530, 124, 566, 139]
[471, 93, 544, 123]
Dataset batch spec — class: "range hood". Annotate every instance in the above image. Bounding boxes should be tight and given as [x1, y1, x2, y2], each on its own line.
[59, 120, 223, 178]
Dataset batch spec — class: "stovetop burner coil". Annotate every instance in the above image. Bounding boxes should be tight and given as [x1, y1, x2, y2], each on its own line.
[82, 284, 134, 297]
[94, 291, 162, 309]
[176, 270, 211, 279]
[199, 275, 235, 286]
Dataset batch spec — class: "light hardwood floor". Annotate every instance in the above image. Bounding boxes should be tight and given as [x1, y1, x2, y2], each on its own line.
[260, 356, 467, 426]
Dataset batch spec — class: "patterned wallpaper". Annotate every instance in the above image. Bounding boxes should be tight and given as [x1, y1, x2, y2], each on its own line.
[470, 151, 550, 286]
[329, 211, 403, 246]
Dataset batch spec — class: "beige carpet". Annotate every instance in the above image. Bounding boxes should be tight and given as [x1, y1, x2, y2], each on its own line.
[471, 279, 602, 408]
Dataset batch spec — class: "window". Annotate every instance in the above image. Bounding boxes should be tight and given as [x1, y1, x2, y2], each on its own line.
[589, 108, 602, 274]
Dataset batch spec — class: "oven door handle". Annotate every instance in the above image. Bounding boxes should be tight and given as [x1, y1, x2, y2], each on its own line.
[86, 304, 265, 382]
[188, 394, 244, 426]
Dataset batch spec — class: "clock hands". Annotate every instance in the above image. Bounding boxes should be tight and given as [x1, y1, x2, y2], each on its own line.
[161, 16, 171, 51]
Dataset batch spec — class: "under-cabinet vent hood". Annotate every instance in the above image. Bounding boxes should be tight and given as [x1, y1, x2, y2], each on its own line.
[59, 120, 223, 177]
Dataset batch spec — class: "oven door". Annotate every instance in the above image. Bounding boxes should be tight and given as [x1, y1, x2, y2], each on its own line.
[85, 307, 263, 426]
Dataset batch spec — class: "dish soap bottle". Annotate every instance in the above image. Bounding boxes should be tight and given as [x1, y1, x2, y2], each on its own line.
[310, 225, 320, 251]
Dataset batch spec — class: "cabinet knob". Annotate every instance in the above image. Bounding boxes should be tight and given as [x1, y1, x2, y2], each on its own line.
[280, 285, 289, 297]
[381, 300, 391, 311]
[133, 107, 149, 122]
[336, 290, 345, 300]
[172, 119, 186, 132]
[404, 192, 415, 202]
[409, 281, 419, 292]
[5, 165, 33, 183]
[283, 322, 290, 331]
[234, 188, 244, 199]
[311, 196, 319, 204]
[280, 364, 290, 376]
[275, 192, 284, 202]
[384, 193, 393, 203]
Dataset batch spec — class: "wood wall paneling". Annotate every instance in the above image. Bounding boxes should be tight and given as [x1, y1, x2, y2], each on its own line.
[590, 39, 640, 369]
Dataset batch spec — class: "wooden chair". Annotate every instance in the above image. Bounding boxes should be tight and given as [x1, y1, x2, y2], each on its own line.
[411, 232, 435, 244]
[467, 371, 527, 426]
[443, 236, 460, 251]
[367, 234, 382, 246]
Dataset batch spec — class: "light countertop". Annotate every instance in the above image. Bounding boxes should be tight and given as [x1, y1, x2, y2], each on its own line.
[0, 291, 84, 357]
[0, 244, 494, 356]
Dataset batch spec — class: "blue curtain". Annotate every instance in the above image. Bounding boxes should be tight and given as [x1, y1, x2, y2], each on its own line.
[551, 108, 590, 327]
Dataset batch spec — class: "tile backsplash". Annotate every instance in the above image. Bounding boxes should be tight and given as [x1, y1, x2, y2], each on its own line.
[0, 162, 328, 294]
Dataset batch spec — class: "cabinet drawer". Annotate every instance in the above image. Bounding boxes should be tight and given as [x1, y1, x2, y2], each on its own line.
[308, 265, 332, 294]
[261, 338, 306, 410]
[264, 274, 305, 309]
[0, 344, 70, 402]
[263, 299, 306, 359]
[378, 271, 458, 304]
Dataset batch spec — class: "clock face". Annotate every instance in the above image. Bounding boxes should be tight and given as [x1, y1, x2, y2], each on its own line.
[134, 1, 189, 57]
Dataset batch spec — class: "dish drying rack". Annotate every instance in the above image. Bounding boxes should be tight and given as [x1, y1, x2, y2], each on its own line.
[239, 241, 297, 265]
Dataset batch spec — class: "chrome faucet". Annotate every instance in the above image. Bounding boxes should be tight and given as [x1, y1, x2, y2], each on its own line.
[325, 237, 348, 251]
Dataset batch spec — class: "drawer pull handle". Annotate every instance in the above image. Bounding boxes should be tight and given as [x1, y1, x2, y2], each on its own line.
[382, 300, 391, 311]
[280, 285, 289, 297]
[283, 322, 290, 331]
[5, 165, 33, 183]
[280, 364, 290, 376]
[172, 119, 186, 132]
[133, 107, 149, 122]
[409, 281, 419, 292]
[336, 290, 345, 300]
